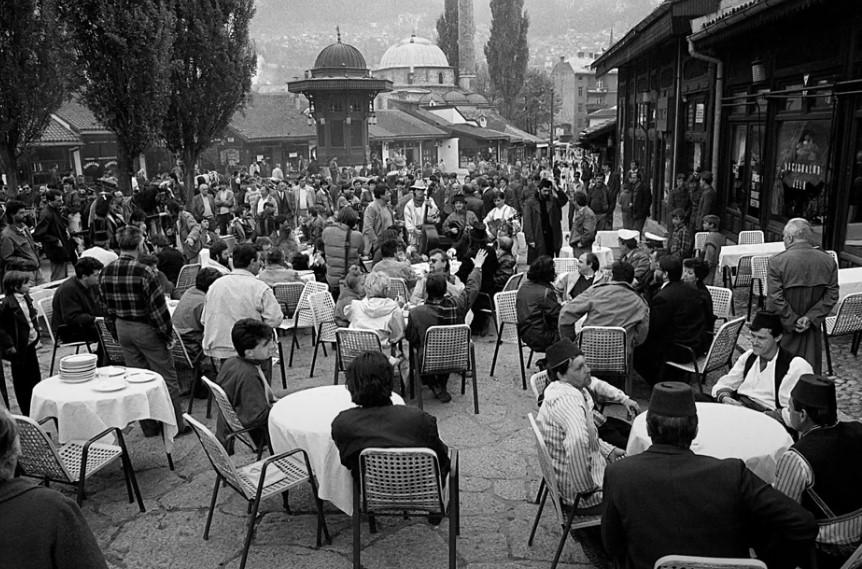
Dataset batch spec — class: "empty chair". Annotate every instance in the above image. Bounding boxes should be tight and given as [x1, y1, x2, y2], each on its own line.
[37, 297, 93, 376]
[201, 376, 269, 459]
[654, 555, 767, 569]
[307, 291, 338, 377]
[737, 230, 764, 245]
[693, 231, 709, 255]
[95, 317, 126, 366]
[173, 263, 201, 300]
[278, 280, 327, 367]
[13, 415, 144, 511]
[706, 285, 734, 324]
[822, 292, 862, 375]
[578, 326, 630, 394]
[353, 447, 459, 569]
[664, 317, 746, 392]
[527, 413, 601, 569]
[184, 414, 329, 569]
[490, 290, 528, 390]
[413, 324, 479, 413]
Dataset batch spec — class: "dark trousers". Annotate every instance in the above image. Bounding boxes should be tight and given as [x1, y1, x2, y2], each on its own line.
[8, 341, 40, 415]
[116, 319, 185, 431]
[216, 213, 231, 235]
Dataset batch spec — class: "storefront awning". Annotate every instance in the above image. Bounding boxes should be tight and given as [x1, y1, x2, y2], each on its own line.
[577, 120, 616, 149]
[369, 109, 448, 142]
[447, 123, 510, 142]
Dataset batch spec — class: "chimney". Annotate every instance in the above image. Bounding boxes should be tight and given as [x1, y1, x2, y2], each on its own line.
[457, 0, 476, 91]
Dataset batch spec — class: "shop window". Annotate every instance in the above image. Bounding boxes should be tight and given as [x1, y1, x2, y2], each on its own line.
[771, 119, 831, 223]
[844, 121, 862, 258]
[727, 123, 764, 219]
[578, 87, 583, 97]
[438, 73, 444, 84]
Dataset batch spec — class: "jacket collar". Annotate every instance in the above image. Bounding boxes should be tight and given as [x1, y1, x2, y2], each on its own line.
[645, 443, 695, 456]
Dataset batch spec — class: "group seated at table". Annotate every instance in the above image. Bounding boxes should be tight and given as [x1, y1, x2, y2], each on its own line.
[370, 239, 418, 292]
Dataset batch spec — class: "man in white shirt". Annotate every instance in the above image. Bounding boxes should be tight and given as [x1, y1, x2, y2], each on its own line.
[295, 177, 315, 219]
[712, 311, 813, 425]
[403, 180, 439, 247]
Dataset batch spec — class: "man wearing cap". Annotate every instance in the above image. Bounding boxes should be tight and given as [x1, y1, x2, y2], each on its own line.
[712, 311, 813, 423]
[537, 339, 638, 511]
[767, 217, 838, 374]
[634, 256, 707, 385]
[775, 374, 862, 568]
[403, 180, 439, 246]
[618, 229, 651, 291]
[602, 381, 818, 569]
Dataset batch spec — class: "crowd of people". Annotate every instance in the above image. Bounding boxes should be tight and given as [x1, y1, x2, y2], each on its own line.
[0, 155, 860, 569]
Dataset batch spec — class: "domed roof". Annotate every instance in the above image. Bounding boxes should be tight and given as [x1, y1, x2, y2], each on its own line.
[379, 34, 451, 69]
[465, 92, 489, 105]
[419, 92, 446, 105]
[442, 90, 469, 105]
[312, 34, 367, 77]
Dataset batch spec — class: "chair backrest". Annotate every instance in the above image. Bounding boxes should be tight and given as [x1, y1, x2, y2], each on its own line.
[827, 249, 840, 268]
[693, 231, 708, 253]
[183, 414, 252, 497]
[175, 263, 201, 297]
[702, 317, 746, 375]
[221, 234, 237, 253]
[737, 230, 764, 245]
[420, 324, 471, 375]
[36, 297, 56, 343]
[386, 277, 409, 302]
[578, 326, 627, 375]
[705, 285, 733, 321]
[201, 376, 248, 437]
[750, 255, 770, 296]
[654, 555, 767, 569]
[272, 281, 304, 318]
[95, 317, 126, 365]
[12, 415, 73, 482]
[732, 256, 753, 288]
[527, 413, 565, 525]
[840, 541, 862, 569]
[529, 371, 549, 404]
[307, 291, 337, 343]
[832, 293, 862, 336]
[358, 447, 444, 514]
[595, 230, 619, 249]
[294, 281, 328, 328]
[503, 272, 525, 292]
[336, 328, 383, 372]
[494, 290, 520, 344]
[553, 257, 578, 276]
[170, 326, 194, 368]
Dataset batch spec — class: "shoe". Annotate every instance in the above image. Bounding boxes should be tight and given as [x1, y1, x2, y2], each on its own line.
[436, 388, 452, 403]
[427, 513, 444, 525]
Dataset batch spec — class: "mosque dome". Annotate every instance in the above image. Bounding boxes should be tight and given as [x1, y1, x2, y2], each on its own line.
[312, 36, 367, 77]
[442, 90, 470, 105]
[465, 92, 489, 105]
[379, 34, 451, 69]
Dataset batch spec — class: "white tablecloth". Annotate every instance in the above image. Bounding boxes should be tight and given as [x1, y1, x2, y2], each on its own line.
[839, 267, 862, 300]
[268, 385, 404, 515]
[626, 402, 792, 483]
[717, 242, 785, 270]
[30, 368, 179, 451]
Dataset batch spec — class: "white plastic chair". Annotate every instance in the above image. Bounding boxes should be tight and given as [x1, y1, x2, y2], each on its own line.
[307, 290, 338, 377]
[823, 292, 862, 375]
[553, 257, 579, 276]
[490, 290, 528, 390]
[173, 263, 201, 299]
[737, 230, 764, 245]
[706, 285, 734, 324]
[413, 324, 479, 413]
[278, 280, 327, 367]
[654, 555, 767, 569]
[665, 317, 746, 392]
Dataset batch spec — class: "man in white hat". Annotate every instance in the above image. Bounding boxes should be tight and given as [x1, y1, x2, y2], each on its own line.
[403, 179, 439, 248]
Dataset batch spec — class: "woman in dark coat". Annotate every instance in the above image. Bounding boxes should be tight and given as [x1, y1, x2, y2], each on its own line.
[0, 271, 42, 415]
[515, 256, 561, 358]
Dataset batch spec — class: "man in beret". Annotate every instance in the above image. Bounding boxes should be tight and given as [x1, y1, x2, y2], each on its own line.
[634, 256, 707, 385]
[602, 382, 818, 569]
[712, 311, 813, 423]
[536, 339, 637, 512]
[775, 374, 862, 568]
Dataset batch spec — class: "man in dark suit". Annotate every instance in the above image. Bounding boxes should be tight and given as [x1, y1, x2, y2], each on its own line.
[602, 163, 621, 227]
[602, 381, 818, 569]
[634, 255, 706, 385]
[522, 178, 567, 264]
[34, 188, 77, 280]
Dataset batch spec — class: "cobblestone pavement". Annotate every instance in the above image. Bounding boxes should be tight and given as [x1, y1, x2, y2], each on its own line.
[2, 277, 860, 568]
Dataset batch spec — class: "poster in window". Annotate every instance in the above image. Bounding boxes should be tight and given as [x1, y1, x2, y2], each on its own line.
[771, 120, 830, 221]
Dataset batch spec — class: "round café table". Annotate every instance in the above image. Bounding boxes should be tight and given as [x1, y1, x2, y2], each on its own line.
[30, 367, 179, 454]
[625, 402, 793, 483]
[268, 385, 404, 515]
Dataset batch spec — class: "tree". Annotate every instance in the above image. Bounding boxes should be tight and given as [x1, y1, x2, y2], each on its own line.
[484, 0, 529, 120]
[0, 0, 77, 196]
[436, 0, 459, 82]
[162, 0, 256, 205]
[62, 0, 175, 194]
[514, 68, 561, 136]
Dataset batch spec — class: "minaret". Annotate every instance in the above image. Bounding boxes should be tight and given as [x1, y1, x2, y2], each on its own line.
[457, 0, 476, 91]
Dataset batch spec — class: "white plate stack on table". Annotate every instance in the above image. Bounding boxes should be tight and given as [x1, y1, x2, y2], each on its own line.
[59, 354, 97, 383]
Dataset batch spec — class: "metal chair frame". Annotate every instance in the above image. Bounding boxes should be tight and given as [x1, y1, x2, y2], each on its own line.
[654, 555, 767, 569]
[823, 293, 862, 376]
[184, 414, 329, 569]
[490, 290, 528, 390]
[307, 291, 338, 378]
[354, 447, 459, 569]
[201, 376, 270, 459]
[578, 325, 630, 394]
[278, 281, 328, 368]
[412, 324, 479, 413]
[527, 413, 601, 569]
[706, 285, 735, 324]
[334, 328, 384, 385]
[747, 255, 770, 321]
[173, 263, 201, 300]
[664, 317, 746, 392]
[13, 414, 144, 511]
[37, 297, 93, 376]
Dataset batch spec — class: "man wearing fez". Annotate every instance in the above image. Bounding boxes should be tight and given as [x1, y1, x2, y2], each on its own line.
[775, 374, 862, 569]
[536, 339, 638, 513]
[712, 311, 813, 424]
[602, 381, 817, 569]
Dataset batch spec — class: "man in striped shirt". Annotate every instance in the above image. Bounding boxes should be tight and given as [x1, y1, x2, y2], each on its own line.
[536, 339, 637, 512]
[775, 374, 862, 568]
[100, 226, 185, 434]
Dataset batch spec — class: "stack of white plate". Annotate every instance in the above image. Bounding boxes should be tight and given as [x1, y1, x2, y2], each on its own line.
[59, 354, 98, 383]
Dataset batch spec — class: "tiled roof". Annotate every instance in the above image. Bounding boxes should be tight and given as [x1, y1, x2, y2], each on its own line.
[35, 117, 82, 146]
[369, 109, 448, 141]
[229, 94, 315, 141]
[55, 97, 110, 134]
